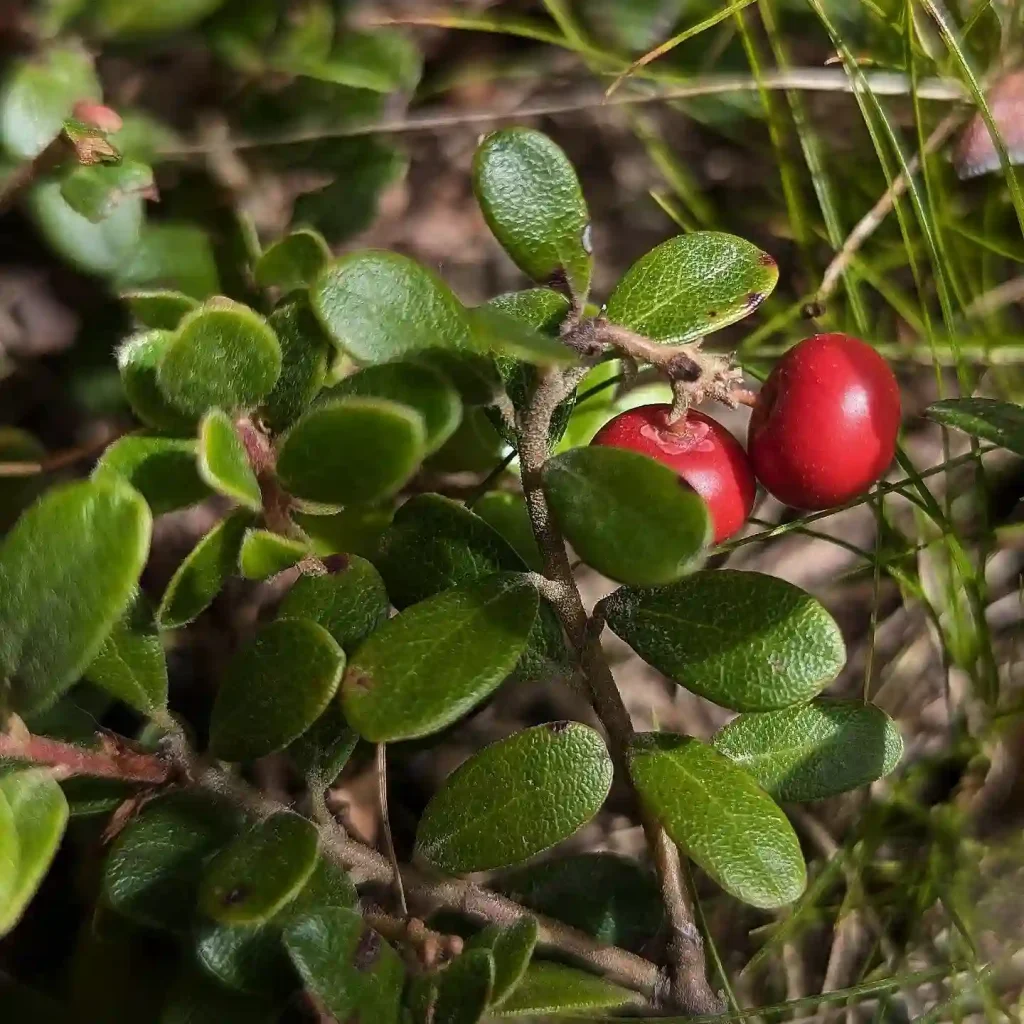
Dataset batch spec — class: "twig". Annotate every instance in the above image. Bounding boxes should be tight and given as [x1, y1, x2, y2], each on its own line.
[376, 743, 408, 917]
[515, 367, 721, 1014]
[0, 426, 125, 478]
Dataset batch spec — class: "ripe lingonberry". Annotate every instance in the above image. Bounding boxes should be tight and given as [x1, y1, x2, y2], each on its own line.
[747, 333, 901, 511]
[591, 405, 756, 542]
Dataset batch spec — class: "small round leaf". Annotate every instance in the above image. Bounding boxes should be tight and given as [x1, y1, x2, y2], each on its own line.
[123, 290, 199, 331]
[415, 722, 613, 874]
[434, 949, 494, 1024]
[465, 918, 538, 1005]
[59, 160, 155, 222]
[116, 330, 195, 431]
[93, 433, 209, 515]
[262, 296, 332, 432]
[254, 228, 331, 293]
[238, 529, 309, 580]
[198, 408, 262, 511]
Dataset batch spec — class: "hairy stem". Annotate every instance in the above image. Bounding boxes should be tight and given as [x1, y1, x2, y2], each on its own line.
[515, 367, 721, 1014]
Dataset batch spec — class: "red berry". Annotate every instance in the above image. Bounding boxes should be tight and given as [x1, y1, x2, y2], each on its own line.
[747, 333, 901, 511]
[591, 405, 756, 542]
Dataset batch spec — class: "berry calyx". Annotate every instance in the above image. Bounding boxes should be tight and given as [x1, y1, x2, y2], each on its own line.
[747, 333, 901, 511]
[591, 405, 756, 542]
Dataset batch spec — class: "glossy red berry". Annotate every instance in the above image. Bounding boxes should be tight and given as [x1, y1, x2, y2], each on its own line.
[747, 333, 901, 511]
[591, 405, 756, 543]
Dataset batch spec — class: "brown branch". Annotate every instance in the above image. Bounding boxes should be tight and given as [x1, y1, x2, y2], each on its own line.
[515, 367, 721, 1014]
[0, 728, 170, 784]
[0, 426, 125, 478]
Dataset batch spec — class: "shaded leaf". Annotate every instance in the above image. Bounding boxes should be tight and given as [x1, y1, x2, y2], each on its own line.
[464, 917, 538, 1004]
[198, 408, 262, 511]
[60, 160, 155, 222]
[156, 511, 252, 629]
[427, 407, 505, 472]
[473, 491, 543, 573]
[117, 330, 196, 432]
[160, 963, 281, 1024]
[0, 769, 69, 937]
[309, 28, 421, 92]
[93, 433, 209, 515]
[926, 397, 1024, 456]
[322, 361, 462, 455]
[116, 222, 220, 299]
[209, 618, 345, 761]
[312, 250, 474, 364]
[157, 298, 281, 417]
[492, 962, 636, 1017]
[284, 909, 404, 1023]
[85, 593, 168, 714]
[341, 574, 538, 742]
[467, 306, 576, 367]
[473, 128, 592, 299]
[92, 0, 226, 37]
[415, 723, 612, 874]
[0, 478, 151, 716]
[238, 529, 308, 580]
[254, 228, 331, 293]
[200, 812, 319, 925]
[288, 701, 359, 784]
[434, 949, 494, 1024]
[605, 232, 779, 343]
[604, 570, 846, 711]
[712, 698, 904, 802]
[629, 733, 806, 908]
[544, 446, 711, 586]
[295, 505, 393, 562]
[124, 290, 199, 331]
[276, 397, 426, 506]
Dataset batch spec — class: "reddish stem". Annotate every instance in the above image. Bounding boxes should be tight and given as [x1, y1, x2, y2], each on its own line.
[0, 731, 170, 784]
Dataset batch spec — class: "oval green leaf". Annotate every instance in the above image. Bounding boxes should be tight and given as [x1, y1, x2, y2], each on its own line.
[712, 698, 904, 802]
[311, 250, 474, 364]
[926, 398, 1024, 456]
[605, 232, 779, 344]
[59, 160, 155, 222]
[434, 949, 494, 1024]
[116, 330, 195, 431]
[283, 909, 404, 1024]
[492, 962, 636, 1017]
[473, 491, 543, 573]
[123, 290, 199, 331]
[238, 529, 308, 580]
[262, 296, 332, 432]
[544, 446, 711, 586]
[465, 918, 538, 1006]
[116, 221, 220, 299]
[276, 397, 426, 506]
[604, 570, 846, 711]
[341, 574, 538, 743]
[288, 702, 359, 785]
[157, 298, 281, 417]
[0, 478, 151, 716]
[0, 769, 69, 937]
[473, 128, 592, 299]
[467, 306, 576, 367]
[156, 511, 251, 630]
[278, 555, 389, 652]
[209, 618, 345, 762]
[629, 733, 806, 908]
[93, 433, 209, 515]
[200, 812, 319, 925]
[321, 361, 462, 455]
[254, 228, 331, 293]
[198, 408, 262, 511]
[415, 722, 613, 874]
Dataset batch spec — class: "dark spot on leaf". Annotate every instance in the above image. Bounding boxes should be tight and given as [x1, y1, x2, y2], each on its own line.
[758, 252, 777, 267]
[222, 886, 248, 906]
[745, 291, 765, 310]
[353, 928, 382, 971]
[324, 553, 351, 574]
[706, 310, 717, 318]
[345, 668, 374, 693]
[801, 300, 826, 319]
[547, 721, 571, 734]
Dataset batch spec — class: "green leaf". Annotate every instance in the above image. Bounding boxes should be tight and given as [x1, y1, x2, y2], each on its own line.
[283, 909, 404, 1023]
[276, 397, 426, 506]
[28, 180, 143, 276]
[544, 446, 712, 586]
[0, 769, 69, 937]
[434, 949, 494, 1024]
[198, 408, 262, 511]
[288, 701, 358, 784]
[124, 290, 199, 331]
[465, 918, 538, 1005]
[629, 733, 806, 908]
[278, 555, 389, 652]
[926, 398, 1024, 456]
[473, 128, 592, 299]
[309, 28, 421, 92]
[160, 964, 282, 1024]
[85, 593, 168, 714]
[605, 231, 779, 343]
[116, 222, 221, 299]
[262, 295, 333, 432]
[117, 330, 196, 432]
[254, 229, 331, 293]
[93, 433, 209, 515]
[415, 723, 612, 874]
[0, 45, 99, 160]
[473, 492, 543, 573]
[92, 0, 226, 37]
[238, 529, 308, 580]
[487, 288, 570, 333]
[604, 570, 846, 712]
[312, 250, 474, 364]
[157, 298, 281, 417]
[209, 618, 346, 762]
[491, 962, 636, 1017]
[60, 160, 155, 222]
[712, 699, 904, 803]
[295, 505, 393, 562]
[322, 361, 462, 455]
[0, 478, 151, 716]
[427, 406, 505, 471]
[200, 812, 319, 925]
[467, 306, 576, 367]
[341, 574, 538, 743]
[103, 790, 245, 933]
[156, 511, 251, 629]
[494, 853, 663, 954]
